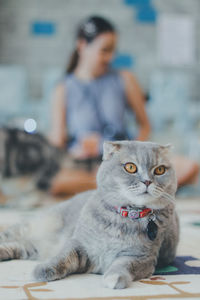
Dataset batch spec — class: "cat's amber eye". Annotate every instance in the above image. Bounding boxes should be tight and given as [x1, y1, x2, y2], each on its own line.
[124, 162, 137, 174]
[154, 165, 166, 175]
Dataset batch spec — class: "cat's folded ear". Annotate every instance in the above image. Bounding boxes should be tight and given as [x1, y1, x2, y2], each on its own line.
[159, 144, 174, 156]
[103, 141, 122, 160]
[161, 144, 174, 152]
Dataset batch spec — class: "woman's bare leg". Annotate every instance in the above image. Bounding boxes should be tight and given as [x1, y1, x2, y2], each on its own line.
[50, 168, 97, 196]
[171, 155, 199, 187]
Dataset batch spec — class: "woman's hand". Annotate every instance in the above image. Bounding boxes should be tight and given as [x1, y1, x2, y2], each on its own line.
[71, 133, 101, 159]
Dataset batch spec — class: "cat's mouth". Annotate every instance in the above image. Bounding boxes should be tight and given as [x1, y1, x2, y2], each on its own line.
[143, 187, 149, 194]
[142, 191, 150, 196]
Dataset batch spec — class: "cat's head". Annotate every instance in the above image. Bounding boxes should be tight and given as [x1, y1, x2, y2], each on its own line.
[96, 140, 177, 209]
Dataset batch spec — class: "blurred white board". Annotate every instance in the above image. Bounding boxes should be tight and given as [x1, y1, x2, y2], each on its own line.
[158, 14, 195, 65]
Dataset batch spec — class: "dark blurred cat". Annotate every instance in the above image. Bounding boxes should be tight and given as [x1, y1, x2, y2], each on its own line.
[0, 141, 179, 289]
[0, 127, 60, 190]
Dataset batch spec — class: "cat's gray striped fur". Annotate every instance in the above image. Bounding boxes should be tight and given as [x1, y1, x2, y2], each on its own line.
[0, 141, 179, 289]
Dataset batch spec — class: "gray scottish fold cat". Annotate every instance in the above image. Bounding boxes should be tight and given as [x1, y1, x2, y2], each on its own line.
[0, 141, 179, 289]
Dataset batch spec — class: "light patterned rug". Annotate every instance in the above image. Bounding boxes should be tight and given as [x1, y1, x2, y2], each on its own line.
[0, 197, 200, 300]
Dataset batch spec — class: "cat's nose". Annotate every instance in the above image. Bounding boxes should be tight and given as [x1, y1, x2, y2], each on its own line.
[143, 180, 152, 187]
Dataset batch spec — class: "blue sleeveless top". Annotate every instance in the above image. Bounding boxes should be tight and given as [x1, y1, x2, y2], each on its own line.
[64, 69, 129, 152]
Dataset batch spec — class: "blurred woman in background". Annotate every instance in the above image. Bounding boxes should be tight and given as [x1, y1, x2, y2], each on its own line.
[49, 15, 198, 196]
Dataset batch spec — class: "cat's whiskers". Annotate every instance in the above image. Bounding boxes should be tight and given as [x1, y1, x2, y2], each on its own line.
[151, 185, 175, 203]
[162, 192, 175, 203]
[127, 183, 139, 191]
[113, 178, 140, 197]
[127, 186, 141, 195]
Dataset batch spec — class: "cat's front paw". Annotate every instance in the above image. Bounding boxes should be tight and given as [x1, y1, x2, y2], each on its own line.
[33, 263, 60, 282]
[103, 273, 131, 289]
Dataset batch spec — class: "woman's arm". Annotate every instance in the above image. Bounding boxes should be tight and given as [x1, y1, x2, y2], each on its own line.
[48, 83, 67, 148]
[120, 70, 151, 141]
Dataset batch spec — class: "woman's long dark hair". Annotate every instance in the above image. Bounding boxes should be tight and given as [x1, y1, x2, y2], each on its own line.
[66, 16, 116, 74]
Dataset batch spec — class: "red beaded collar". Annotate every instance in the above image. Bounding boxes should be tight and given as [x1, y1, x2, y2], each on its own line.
[115, 206, 152, 220]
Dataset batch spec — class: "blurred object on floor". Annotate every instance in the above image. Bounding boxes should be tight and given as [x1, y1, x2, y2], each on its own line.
[0, 127, 61, 190]
[0, 175, 67, 209]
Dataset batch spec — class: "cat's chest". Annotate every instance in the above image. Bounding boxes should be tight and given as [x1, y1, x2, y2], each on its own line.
[78, 212, 152, 247]
[74, 201, 167, 253]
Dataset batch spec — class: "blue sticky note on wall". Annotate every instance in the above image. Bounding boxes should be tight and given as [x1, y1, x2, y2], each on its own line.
[31, 22, 56, 35]
[123, 0, 150, 6]
[123, 0, 157, 24]
[136, 5, 157, 23]
[112, 54, 134, 69]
